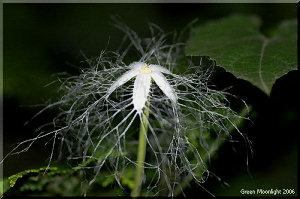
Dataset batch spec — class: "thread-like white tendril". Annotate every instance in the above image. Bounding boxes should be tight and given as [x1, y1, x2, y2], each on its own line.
[2, 21, 249, 197]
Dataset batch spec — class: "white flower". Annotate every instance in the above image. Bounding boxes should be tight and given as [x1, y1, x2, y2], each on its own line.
[106, 62, 177, 114]
[2, 23, 247, 197]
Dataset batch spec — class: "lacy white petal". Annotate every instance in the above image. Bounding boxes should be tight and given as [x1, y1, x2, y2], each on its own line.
[151, 71, 177, 103]
[106, 69, 139, 97]
[132, 73, 152, 113]
[150, 64, 173, 75]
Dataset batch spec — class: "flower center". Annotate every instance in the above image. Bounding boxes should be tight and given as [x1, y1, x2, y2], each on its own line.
[139, 66, 152, 74]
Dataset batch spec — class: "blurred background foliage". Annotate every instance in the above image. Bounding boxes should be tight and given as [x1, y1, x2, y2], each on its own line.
[2, 3, 298, 197]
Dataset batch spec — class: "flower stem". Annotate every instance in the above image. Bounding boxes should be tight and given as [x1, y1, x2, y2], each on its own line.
[131, 101, 150, 197]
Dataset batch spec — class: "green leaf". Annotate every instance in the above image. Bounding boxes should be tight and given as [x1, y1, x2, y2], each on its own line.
[186, 14, 297, 95]
[8, 167, 58, 188]
[3, 165, 85, 196]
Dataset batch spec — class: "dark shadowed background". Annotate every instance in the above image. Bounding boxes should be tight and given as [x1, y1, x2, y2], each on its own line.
[3, 3, 298, 197]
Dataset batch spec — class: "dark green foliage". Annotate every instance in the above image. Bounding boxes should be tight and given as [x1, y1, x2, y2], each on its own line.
[186, 14, 297, 95]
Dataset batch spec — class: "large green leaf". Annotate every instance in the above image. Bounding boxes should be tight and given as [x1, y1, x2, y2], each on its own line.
[186, 14, 297, 95]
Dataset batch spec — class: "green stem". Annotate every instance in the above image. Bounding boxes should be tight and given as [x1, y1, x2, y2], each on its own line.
[131, 101, 150, 197]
